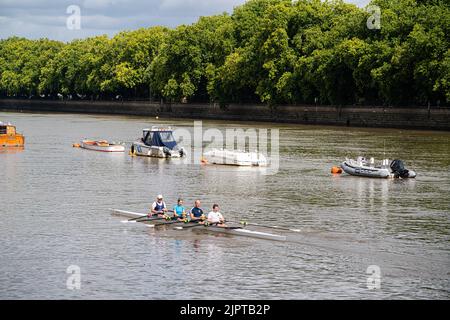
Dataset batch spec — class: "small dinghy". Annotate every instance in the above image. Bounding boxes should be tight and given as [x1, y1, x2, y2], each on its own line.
[341, 157, 416, 179]
[79, 140, 125, 153]
[203, 149, 268, 167]
[131, 126, 185, 158]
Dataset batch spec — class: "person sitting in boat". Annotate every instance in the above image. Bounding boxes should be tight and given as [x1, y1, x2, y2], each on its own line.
[189, 200, 205, 224]
[207, 204, 226, 227]
[173, 198, 187, 221]
[151, 195, 168, 217]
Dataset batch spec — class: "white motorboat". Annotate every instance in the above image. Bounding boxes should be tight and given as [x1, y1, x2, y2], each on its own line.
[131, 126, 185, 158]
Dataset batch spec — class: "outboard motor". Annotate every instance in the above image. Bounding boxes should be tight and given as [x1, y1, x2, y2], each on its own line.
[390, 160, 410, 178]
[163, 147, 172, 157]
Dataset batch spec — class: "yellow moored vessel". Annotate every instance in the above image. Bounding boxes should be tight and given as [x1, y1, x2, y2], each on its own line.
[0, 122, 25, 147]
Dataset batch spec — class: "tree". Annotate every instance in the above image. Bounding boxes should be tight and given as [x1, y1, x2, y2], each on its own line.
[0, 0, 448, 106]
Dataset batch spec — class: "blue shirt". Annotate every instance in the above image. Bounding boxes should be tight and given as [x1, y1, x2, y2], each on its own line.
[190, 207, 204, 218]
[173, 205, 185, 217]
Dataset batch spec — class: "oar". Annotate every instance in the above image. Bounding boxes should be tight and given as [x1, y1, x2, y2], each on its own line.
[173, 221, 205, 230]
[173, 220, 229, 230]
[152, 219, 189, 227]
[231, 220, 301, 233]
[122, 214, 164, 223]
[123, 215, 157, 223]
[175, 223, 243, 231]
[122, 210, 175, 223]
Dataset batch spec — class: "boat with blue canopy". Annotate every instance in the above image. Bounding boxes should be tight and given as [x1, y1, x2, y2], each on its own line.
[131, 126, 185, 158]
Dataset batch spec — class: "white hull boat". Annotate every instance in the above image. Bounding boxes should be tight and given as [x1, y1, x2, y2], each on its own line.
[341, 157, 416, 179]
[131, 142, 184, 158]
[80, 140, 125, 152]
[131, 126, 185, 158]
[203, 149, 268, 167]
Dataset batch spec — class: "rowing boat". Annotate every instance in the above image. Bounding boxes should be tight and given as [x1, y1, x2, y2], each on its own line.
[111, 209, 286, 241]
[79, 140, 125, 152]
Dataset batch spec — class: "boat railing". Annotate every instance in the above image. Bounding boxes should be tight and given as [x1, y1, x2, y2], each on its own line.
[150, 126, 172, 132]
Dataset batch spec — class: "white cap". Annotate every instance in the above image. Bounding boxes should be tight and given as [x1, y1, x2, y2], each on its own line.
[157, 195, 163, 199]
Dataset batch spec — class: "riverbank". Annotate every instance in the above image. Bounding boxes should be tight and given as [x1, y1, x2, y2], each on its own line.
[1, 99, 449, 131]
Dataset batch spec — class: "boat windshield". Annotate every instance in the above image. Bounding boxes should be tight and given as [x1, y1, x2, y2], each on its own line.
[0, 126, 6, 134]
[144, 132, 154, 144]
[159, 132, 176, 143]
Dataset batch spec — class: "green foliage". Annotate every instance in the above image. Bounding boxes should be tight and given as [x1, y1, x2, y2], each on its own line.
[0, 0, 448, 106]
[0, 37, 62, 96]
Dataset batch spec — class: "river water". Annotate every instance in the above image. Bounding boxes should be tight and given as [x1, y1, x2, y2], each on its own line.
[0, 111, 449, 299]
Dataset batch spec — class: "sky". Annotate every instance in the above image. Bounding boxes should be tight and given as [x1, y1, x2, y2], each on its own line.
[0, 0, 372, 41]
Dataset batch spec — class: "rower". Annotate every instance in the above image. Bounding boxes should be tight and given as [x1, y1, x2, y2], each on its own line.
[173, 198, 187, 221]
[189, 200, 205, 224]
[207, 204, 226, 227]
[151, 195, 168, 217]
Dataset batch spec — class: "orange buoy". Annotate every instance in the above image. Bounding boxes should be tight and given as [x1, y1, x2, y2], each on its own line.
[201, 157, 208, 164]
[331, 166, 342, 174]
[73, 143, 81, 148]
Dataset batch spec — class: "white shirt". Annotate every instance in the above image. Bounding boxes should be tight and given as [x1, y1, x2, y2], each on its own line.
[208, 211, 224, 223]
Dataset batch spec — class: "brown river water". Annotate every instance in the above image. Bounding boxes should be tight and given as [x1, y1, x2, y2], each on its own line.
[0, 111, 449, 299]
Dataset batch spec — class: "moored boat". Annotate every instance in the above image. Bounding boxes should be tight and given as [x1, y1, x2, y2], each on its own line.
[79, 140, 125, 152]
[341, 157, 416, 179]
[202, 149, 268, 167]
[131, 126, 185, 158]
[0, 122, 25, 147]
[111, 209, 286, 241]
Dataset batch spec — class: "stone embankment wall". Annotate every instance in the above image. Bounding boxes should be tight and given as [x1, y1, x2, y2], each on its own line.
[1, 99, 449, 130]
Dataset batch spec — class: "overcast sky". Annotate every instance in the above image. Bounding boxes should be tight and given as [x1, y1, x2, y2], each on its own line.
[0, 0, 371, 42]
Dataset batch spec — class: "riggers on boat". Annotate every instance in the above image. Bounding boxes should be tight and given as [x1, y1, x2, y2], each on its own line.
[0, 122, 25, 147]
[202, 149, 268, 167]
[341, 157, 416, 179]
[78, 140, 125, 152]
[130, 126, 185, 158]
